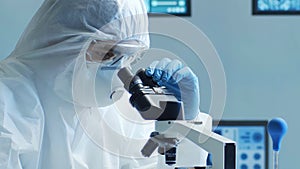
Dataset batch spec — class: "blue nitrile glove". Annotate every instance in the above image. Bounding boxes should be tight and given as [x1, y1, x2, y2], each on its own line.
[145, 58, 200, 120]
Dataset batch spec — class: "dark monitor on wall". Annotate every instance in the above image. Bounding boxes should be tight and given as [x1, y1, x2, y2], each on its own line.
[253, 0, 300, 14]
[145, 0, 191, 16]
[213, 120, 269, 169]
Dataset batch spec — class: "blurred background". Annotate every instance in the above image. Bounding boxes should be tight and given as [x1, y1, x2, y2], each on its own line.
[1, 0, 298, 168]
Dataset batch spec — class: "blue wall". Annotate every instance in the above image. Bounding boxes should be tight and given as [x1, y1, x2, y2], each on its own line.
[194, 1, 299, 167]
[0, 0, 43, 59]
[0, 0, 298, 168]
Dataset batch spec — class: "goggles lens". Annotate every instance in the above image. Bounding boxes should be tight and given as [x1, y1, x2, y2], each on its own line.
[86, 40, 148, 68]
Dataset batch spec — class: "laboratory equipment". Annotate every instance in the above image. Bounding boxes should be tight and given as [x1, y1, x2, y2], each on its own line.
[144, 0, 191, 16]
[213, 120, 269, 169]
[118, 67, 236, 169]
[268, 118, 288, 169]
[253, 0, 300, 14]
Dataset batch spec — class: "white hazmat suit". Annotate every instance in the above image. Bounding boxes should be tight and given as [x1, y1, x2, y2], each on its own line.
[0, 0, 209, 168]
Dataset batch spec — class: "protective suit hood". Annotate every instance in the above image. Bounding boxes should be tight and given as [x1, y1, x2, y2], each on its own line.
[0, 0, 156, 169]
[12, 0, 149, 57]
[9, 0, 150, 107]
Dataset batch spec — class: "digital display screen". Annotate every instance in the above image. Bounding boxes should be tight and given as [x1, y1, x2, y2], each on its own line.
[213, 121, 269, 169]
[253, 0, 300, 14]
[144, 0, 191, 16]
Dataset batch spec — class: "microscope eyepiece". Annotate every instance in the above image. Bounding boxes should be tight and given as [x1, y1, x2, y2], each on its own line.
[117, 67, 184, 121]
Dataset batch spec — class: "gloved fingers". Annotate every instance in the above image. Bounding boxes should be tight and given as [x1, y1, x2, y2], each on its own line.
[152, 58, 172, 82]
[161, 59, 183, 83]
[170, 67, 197, 84]
[145, 60, 159, 76]
[145, 58, 195, 86]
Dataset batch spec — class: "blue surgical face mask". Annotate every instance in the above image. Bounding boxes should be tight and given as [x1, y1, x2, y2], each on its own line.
[87, 40, 147, 107]
[94, 64, 124, 107]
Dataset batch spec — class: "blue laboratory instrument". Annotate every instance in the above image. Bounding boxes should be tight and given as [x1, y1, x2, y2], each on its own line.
[267, 118, 288, 169]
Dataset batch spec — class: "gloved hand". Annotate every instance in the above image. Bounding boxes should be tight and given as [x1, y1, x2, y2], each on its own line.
[145, 58, 200, 120]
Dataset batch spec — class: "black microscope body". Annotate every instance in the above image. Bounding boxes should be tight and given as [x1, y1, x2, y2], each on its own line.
[117, 67, 184, 121]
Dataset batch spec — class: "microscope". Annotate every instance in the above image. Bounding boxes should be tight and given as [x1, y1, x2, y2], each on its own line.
[118, 67, 236, 169]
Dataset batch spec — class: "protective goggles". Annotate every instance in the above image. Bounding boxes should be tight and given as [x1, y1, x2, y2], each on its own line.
[86, 40, 148, 70]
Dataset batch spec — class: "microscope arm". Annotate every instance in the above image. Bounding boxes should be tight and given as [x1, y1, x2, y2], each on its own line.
[155, 121, 236, 169]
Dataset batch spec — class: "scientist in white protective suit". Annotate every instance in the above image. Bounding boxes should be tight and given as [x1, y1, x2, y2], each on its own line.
[0, 0, 209, 168]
